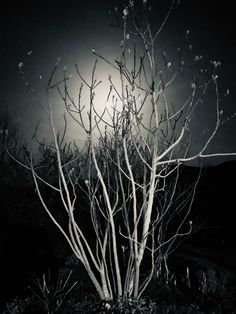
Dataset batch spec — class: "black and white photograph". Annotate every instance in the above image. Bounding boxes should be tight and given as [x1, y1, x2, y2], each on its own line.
[1, 1, 236, 312]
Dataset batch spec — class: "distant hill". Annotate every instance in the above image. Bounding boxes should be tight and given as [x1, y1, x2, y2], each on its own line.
[195, 159, 236, 225]
[176, 160, 236, 271]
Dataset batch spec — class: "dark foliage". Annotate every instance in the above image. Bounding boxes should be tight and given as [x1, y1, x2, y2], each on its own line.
[1, 159, 236, 312]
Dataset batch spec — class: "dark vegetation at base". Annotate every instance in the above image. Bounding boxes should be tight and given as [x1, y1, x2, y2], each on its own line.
[0, 159, 236, 313]
[1, 267, 236, 313]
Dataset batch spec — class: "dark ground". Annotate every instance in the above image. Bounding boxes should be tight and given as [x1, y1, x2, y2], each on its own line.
[0, 159, 236, 312]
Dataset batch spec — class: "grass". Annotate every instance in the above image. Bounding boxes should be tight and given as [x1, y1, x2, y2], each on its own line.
[1, 261, 236, 314]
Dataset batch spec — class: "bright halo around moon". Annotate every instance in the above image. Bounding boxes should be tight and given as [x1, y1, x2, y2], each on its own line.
[64, 53, 153, 144]
[54, 42, 190, 150]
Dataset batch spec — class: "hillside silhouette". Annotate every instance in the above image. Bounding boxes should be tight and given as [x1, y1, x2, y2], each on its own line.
[0, 159, 236, 309]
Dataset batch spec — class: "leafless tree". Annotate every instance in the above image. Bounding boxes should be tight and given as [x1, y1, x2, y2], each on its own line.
[8, 0, 236, 301]
[0, 105, 24, 163]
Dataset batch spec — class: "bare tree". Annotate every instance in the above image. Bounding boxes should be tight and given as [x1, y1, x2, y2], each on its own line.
[9, 0, 236, 302]
[0, 105, 24, 164]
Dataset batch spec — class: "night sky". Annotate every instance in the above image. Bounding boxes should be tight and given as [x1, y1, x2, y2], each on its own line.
[1, 1, 236, 308]
[1, 0, 236, 165]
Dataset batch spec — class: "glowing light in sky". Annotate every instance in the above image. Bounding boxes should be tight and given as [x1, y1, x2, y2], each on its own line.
[3, 1, 235, 165]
